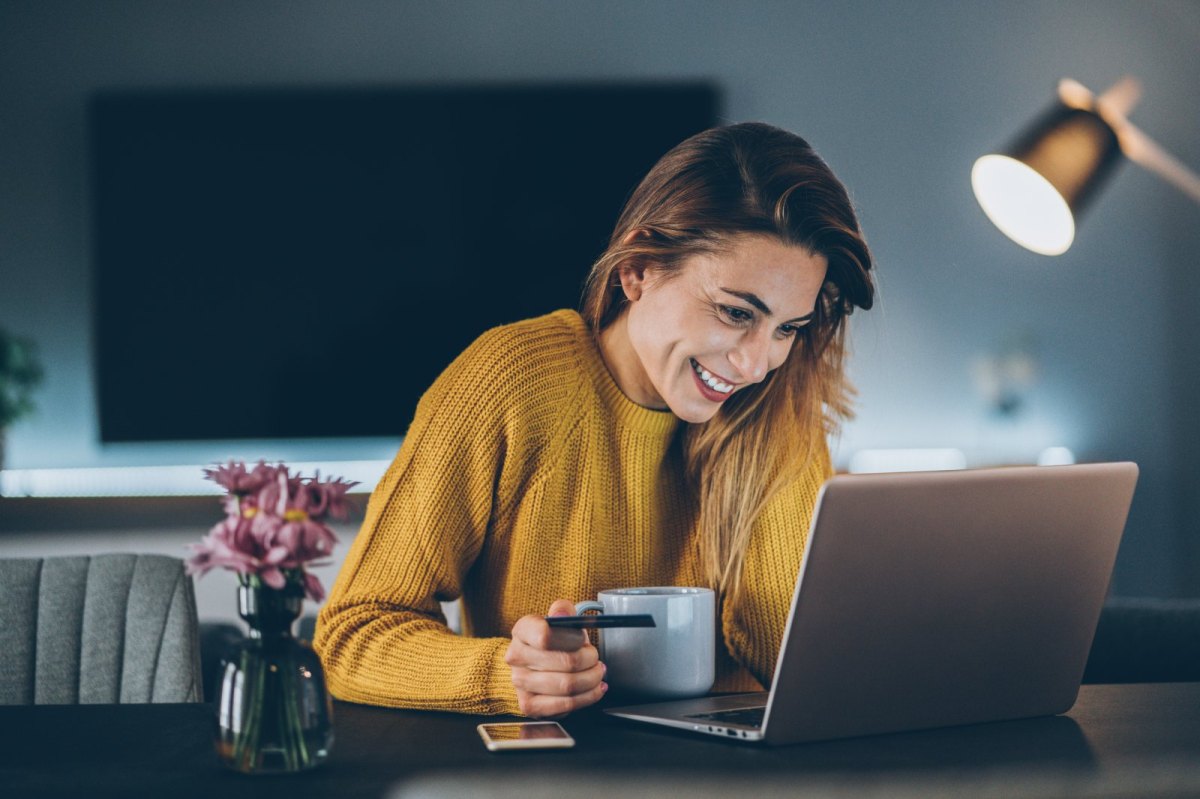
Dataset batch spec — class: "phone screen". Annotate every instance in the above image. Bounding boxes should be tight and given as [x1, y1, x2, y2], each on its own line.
[477, 722, 575, 750]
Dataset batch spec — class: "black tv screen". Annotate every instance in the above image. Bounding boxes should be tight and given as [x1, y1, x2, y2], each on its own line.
[91, 84, 719, 442]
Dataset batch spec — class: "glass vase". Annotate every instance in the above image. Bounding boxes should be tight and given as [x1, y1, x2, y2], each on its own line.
[215, 580, 334, 774]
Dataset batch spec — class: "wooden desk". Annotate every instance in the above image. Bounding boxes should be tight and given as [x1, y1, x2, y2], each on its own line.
[1, 683, 1198, 798]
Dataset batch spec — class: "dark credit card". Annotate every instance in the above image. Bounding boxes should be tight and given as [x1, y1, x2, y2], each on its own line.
[545, 614, 656, 629]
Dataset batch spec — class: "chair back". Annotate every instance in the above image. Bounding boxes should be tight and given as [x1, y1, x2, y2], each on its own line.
[0, 553, 203, 704]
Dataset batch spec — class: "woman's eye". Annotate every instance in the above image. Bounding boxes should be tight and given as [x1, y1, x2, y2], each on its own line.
[721, 305, 753, 324]
[776, 322, 810, 339]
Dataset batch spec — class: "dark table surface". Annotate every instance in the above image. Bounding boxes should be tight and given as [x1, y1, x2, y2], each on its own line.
[1, 683, 1199, 798]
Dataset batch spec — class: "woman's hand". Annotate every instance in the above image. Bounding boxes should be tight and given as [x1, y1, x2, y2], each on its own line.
[505, 599, 608, 718]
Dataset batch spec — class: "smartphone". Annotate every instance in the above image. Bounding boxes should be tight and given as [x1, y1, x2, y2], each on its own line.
[477, 721, 576, 751]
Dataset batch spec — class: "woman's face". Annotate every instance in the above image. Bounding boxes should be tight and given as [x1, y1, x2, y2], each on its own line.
[612, 234, 828, 424]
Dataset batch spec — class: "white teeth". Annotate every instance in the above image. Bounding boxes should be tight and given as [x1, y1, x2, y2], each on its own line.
[691, 359, 733, 394]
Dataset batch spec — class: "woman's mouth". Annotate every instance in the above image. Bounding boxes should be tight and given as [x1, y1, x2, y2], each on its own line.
[690, 358, 735, 402]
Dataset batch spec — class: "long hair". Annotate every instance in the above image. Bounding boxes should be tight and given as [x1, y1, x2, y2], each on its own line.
[580, 122, 875, 599]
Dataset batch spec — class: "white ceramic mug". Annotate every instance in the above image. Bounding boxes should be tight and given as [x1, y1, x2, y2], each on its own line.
[575, 586, 715, 700]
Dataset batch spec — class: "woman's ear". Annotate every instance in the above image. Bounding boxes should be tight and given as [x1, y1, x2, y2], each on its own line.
[617, 261, 648, 302]
[617, 227, 653, 302]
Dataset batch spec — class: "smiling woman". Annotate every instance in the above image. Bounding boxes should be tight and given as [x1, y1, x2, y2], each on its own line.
[314, 122, 875, 720]
[582, 123, 875, 602]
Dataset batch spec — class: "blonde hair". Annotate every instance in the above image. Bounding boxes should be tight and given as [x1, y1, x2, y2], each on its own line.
[581, 123, 875, 599]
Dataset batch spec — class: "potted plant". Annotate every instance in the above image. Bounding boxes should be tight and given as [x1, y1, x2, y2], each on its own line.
[0, 327, 44, 475]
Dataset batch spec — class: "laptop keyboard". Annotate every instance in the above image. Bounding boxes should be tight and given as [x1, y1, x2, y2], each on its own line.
[684, 706, 765, 728]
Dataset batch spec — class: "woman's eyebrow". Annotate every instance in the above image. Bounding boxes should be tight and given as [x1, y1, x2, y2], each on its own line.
[719, 288, 814, 324]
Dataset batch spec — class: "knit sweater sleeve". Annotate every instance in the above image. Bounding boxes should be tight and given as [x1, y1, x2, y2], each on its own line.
[722, 436, 834, 688]
[313, 327, 527, 715]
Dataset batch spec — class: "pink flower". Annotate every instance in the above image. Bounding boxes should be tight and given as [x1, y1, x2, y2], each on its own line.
[189, 459, 354, 604]
[289, 474, 358, 520]
[294, 481, 329, 518]
[249, 512, 337, 567]
[203, 460, 280, 495]
[319, 477, 357, 520]
[253, 467, 295, 518]
[184, 516, 261, 577]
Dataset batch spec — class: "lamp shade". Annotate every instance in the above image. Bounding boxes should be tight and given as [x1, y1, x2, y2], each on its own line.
[972, 102, 1122, 255]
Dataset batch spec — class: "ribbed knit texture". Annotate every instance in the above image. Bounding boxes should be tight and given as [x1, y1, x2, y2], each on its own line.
[314, 310, 830, 715]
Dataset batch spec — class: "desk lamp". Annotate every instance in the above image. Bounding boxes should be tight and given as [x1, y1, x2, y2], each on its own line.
[971, 77, 1200, 255]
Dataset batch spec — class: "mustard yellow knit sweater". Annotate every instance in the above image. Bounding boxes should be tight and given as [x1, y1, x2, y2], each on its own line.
[314, 310, 830, 715]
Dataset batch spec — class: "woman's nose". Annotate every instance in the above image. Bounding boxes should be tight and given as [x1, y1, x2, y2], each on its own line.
[729, 330, 771, 384]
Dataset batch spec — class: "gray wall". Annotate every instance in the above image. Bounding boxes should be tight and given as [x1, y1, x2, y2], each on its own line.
[2, 1, 1198, 596]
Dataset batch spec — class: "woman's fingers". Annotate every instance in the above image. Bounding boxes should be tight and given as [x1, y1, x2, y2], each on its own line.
[515, 678, 608, 719]
[546, 598, 576, 617]
[510, 658, 605, 697]
[505, 633, 599, 672]
[511, 612, 586, 653]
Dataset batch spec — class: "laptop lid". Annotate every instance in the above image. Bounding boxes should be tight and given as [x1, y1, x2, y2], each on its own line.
[759, 462, 1138, 744]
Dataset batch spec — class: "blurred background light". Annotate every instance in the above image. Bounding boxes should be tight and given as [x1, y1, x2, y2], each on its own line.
[1037, 447, 1077, 466]
[848, 448, 968, 474]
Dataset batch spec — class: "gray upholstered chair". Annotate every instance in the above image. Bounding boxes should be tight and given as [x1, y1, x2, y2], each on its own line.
[1083, 596, 1200, 683]
[0, 553, 203, 704]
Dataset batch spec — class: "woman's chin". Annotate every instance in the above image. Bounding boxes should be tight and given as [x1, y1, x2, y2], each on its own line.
[665, 397, 722, 425]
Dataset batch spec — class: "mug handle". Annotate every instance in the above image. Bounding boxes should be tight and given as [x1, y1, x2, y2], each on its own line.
[575, 600, 604, 614]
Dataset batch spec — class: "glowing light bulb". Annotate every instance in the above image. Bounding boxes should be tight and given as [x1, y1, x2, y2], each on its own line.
[971, 155, 1075, 256]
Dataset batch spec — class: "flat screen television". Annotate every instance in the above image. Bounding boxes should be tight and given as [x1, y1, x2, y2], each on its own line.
[90, 84, 719, 442]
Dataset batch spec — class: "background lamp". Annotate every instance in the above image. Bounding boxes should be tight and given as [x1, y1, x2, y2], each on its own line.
[972, 77, 1200, 255]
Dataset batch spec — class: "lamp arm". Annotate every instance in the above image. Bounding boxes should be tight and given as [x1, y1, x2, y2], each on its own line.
[1116, 121, 1200, 205]
[1060, 76, 1200, 206]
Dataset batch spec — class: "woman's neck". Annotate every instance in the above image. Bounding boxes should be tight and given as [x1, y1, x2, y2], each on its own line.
[596, 313, 668, 410]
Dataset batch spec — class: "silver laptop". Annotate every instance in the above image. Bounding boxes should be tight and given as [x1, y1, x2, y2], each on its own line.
[606, 462, 1139, 745]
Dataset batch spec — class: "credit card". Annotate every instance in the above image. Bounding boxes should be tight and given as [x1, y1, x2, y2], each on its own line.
[545, 614, 656, 629]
